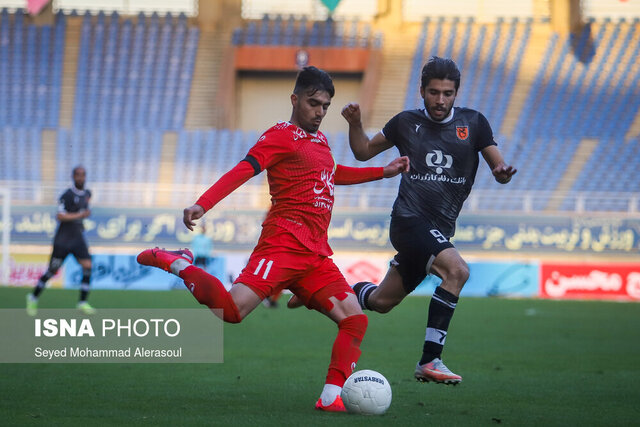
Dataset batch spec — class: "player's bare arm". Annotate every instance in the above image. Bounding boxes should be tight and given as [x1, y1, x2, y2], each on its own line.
[342, 103, 394, 161]
[481, 145, 517, 184]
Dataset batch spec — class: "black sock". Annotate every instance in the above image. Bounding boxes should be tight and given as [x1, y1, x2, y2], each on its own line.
[352, 282, 376, 310]
[79, 268, 91, 302]
[420, 286, 459, 365]
[79, 286, 90, 302]
[33, 271, 54, 298]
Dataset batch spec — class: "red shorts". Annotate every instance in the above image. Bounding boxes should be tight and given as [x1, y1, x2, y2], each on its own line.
[234, 226, 353, 311]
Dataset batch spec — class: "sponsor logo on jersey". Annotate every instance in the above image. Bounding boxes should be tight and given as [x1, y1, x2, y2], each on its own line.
[425, 149, 453, 174]
[313, 169, 335, 196]
[313, 169, 335, 211]
[309, 132, 328, 145]
[292, 128, 308, 141]
[456, 126, 469, 141]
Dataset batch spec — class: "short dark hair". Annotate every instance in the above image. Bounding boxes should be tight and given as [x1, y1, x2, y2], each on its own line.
[293, 66, 335, 98]
[421, 56, 461, 91]
[72, 165, 85, 176]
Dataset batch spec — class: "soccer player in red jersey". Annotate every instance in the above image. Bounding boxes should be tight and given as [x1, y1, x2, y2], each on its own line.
[137, 66, 409, 411]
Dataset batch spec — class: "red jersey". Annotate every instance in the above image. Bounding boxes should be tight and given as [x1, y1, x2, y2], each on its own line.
[195, 121, 384, 257]
[247, 122, 337, 256]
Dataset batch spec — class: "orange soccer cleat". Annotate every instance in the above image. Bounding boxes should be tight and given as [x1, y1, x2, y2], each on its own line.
[414, 358, 462, 385]
[136, 248, 194, 273]
[315, 395, 346, 412]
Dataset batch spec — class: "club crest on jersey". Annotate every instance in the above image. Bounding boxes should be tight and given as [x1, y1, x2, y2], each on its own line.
[456, 126, 469, 141]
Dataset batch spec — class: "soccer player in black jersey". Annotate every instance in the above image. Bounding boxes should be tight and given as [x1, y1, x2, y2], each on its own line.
[342, 56, 517, 384]
[27, 166, 95, 315]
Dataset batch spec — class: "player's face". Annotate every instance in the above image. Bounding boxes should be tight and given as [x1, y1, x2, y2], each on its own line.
[420, 79, 457, 121]
[290, 89, 331, 134]
[73, 168, 86, 189]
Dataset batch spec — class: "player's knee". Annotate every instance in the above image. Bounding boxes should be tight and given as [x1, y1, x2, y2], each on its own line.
[370, 294, 401, 314]
[40, 270, 54, 282]
[223, 311, 243, 324]
[447, 261, 470, 288]
[221, 301, 244, 324]
[340, 313, 368, 336]
[44, 258, 63, 278]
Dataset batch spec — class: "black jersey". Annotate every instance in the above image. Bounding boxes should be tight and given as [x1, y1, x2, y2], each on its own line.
[382, 107, 496, 238]
[54, 187, 91, 241]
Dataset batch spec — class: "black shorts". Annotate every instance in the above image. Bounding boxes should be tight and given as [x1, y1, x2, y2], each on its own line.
[51, 235, 91, 261]
[389, 216, 454, 294]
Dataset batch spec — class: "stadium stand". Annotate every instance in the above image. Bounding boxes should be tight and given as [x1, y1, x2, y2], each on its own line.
[170, 129, 264, 205]
[0, 127, 41, 201]
[71, 11, 199, 130]
[0, 7, 638, 213]
[405, 16, 532, 135]
[0, 9, 65, 128]
[468, 17, 640, 213]
[54, 128, 163, 205]
[232, 14, 379, 47]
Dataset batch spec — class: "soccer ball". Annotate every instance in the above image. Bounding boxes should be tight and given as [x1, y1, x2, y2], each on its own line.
[341, 369, 392, 415]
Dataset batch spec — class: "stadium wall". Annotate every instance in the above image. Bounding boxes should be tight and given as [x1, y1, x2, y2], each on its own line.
[6, 251, 640, 302]
[6, 205, 640, 256]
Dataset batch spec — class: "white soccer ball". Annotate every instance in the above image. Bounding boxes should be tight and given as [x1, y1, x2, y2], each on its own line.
[341, 369, 392, 415]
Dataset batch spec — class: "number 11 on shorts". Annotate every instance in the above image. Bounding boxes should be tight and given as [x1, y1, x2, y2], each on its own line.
[253, 258, 273, 280]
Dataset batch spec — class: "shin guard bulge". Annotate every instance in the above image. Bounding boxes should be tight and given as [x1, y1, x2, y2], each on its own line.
[179, 265, 242, 323]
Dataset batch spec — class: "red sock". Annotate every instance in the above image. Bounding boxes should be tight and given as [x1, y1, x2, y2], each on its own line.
[179, 265, 242, 323]
[325, 314, 368, 387]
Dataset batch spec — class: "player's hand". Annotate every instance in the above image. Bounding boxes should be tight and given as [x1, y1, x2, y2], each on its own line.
[183, 204, 205, 231]
[492, 163, 517, 184]
[82, 209, 91, 218]
[341, 103, 362, 125]
[383, 156, 410, 178]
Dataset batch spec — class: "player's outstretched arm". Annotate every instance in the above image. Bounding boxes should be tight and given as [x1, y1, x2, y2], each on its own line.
[57, 209, 90, 222]
[183, 205, 205, 231]
[342, 103, 394, 161]
[334, 156, 409, 185]
[383, 156, 410, 178]
[481, 145, 517, 184]
[183, 161, 255, 230]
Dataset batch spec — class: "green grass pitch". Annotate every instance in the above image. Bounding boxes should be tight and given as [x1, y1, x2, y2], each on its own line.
[0, 286, 639, 426]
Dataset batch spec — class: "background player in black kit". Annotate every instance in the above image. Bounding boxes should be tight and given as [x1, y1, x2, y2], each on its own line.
[26, 166, 95, 315]
[342, 56, 517, 384]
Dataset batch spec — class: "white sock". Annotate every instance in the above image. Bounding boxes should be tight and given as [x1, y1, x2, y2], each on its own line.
[320, 384, 342, 406]
[170, 259, 190, 275]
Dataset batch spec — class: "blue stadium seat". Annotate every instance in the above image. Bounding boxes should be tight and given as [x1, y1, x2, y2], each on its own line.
[282, 15, 295, 46]
[258, 14, 270, 45]
[70, 10, 199, 130]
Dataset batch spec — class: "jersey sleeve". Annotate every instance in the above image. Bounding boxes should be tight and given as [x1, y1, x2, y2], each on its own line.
[334, 165, 384, 185]
[381, 113, 402, 145]
[195, 161, 255, 212]
[475, 112, 497, 151]
[245, 128, 295, 172]
[58, 191, 70, 213]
